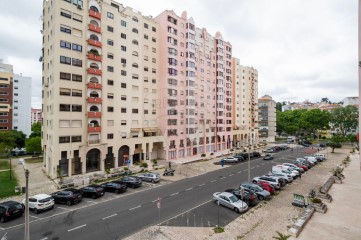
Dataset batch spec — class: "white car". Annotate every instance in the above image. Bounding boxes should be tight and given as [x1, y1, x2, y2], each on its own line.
[263, 148, 274, 153]
[268, 172, 293, 183]
[221, 157, 239, 163]
[212, 192, 248, 213]
[282, 163, 305, 173]
[23, 194, 54, 214]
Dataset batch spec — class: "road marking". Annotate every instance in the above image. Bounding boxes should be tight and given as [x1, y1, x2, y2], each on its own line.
[237, 171, 242, 173]
[185, 187, 193, 191]
[102, 214, 117, 220]
[170, 192, 179, 196]
[29, 215, 40, 219]
[86, 201, 97, 203]
[198, 184, 205, 187]
[129, 205, 141, 211]
[210, 180, 216, 183]
[0, 227, 4, 230]
[68, 224, 86, 232]
[229, 174, 234, 176]
[40, 238, 48, 240]
[57, 207, 68, 210]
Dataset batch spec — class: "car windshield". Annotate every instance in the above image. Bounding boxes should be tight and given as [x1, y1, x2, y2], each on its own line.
[229, 195, 239, 203]
[39, 197, 52, 203]
[254, 186, 263, 191]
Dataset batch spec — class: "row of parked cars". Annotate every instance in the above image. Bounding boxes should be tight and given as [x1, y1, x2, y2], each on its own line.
[0, 173, 161, 223]
[212, 153, 327, 214]
[220, 151, 262, 163]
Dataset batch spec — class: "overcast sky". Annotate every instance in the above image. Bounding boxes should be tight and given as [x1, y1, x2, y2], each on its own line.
[0, 0, 357, 108]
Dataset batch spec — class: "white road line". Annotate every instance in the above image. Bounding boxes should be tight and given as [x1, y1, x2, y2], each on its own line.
[210, 180, 216, 182]
[86, 201, 97, 203]
[185, 187, 193, 191]
[29, 215, 40, 219]
[237, 171, 242, 173]
[57, 207, 68, 210]
[198, 184, 205, 187]
[102, 214, 117, 220]
[68, 224, 86, 232]
[0, 227, 5, 230]
[170, 192, 179, 196]
[229, 174, 234, 176]
[40, 238, 48, 240]
[129, 205, 141, 211]
[152, 199, 157, 202]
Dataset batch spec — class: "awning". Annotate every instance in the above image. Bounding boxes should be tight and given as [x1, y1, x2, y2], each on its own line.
[143, 127, 159, 132]
[130, 128, 141, 132]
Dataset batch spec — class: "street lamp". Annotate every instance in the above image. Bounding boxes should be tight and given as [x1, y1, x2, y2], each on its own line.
[24, 169, 30, 240]
[248, 137, 252, 182]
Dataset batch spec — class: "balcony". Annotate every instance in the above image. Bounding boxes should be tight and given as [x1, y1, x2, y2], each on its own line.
[87, 97, 102, 103]
[88, 139, 100, 144]
[88, 126, 101, 132]
[87, 39, 102, 48]
[89, 9, 101, 20]
[88, 112, 102, 118]
[87, 82, 102, 89]
[87, 68, 102, 75]
[87, 53, 102, 61]
[88, 24, 102, 34]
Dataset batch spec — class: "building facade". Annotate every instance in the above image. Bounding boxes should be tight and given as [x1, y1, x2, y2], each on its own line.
[0, 62, 13, 131]
[342, 97, 358, 107]
[31, 108, 43, 124]
[13, 74, 32, 136]
[258, 95, 276, 142]
[231, 59, 259, 148]
[42, 0, 164, 178]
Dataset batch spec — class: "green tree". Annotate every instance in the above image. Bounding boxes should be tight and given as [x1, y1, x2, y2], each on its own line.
[346, 134, 358, 147]
[327, 135, 344, 153]
[299, 109, 331, 137]
[0, 131, 16, 156]
[25, 137, 42, 154]
[330, 106, 358, 136]
[29, 122, 42, 138]
[11, 130, 26, 148]
[321, 97, 329, 103]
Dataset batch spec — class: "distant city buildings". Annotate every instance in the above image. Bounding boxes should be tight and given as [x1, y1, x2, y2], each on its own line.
[31, 108, 42, 124]
[342, 97, 358, 107]
[258, 95, 276, 142]
[0, 62, 13, 131]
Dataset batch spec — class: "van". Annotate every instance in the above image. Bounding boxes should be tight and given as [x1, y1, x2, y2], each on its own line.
[287, 136, 295, 143]
[314, 153, 326, 160]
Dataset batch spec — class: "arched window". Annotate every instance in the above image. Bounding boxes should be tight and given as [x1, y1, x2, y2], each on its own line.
[90, 34, 99, 41]
[132, 17, 138, 22]
[90, 120, 99, 127]
[90, 91, 99, 98]
[132, 63, 138, 68]
[132, 28, 138, 34]
[89, 49, 99, 56]
[90, 63, 99, 69]
[90, 106, 99, 112]
[90, 20, 99, 27]
[90, 6, 99, 12]
[132, 51, 138, 56]
[89, 77, 99, 83]
[132, 40, 138, 45]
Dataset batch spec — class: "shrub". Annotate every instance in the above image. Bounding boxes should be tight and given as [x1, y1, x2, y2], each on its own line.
[210, 153, 214, 156]
[124, 167, 129, 171]
[213, 226, 224, 233]
[141, 162, 148, 168]
[272, 231, 291, 240]
[201, 153, 206, 157]
[311, 198, 322, 204]
[152, 159, 158, 165]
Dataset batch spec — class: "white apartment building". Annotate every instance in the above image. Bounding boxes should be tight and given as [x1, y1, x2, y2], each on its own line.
[258, 95, 276, 142]
[42, 0, 164, 178]
[13, 74, 32, 136]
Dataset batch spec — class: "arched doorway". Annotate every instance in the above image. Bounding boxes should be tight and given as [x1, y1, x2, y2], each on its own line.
[118, 145, 129, 166]
[86, 148, 100, 172]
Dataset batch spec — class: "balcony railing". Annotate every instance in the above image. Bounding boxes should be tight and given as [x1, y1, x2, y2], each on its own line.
[87, 68, 102, 75]
[87, 97, 102, 103]
[89, 9, 101, 20]
[87, 53, 102, 61]
[88, 139, 100, 144]
[88, 112, 102, 118]
[88, 24, 102, 34]
[87, 39, 102, 48]
[88, 126, 101, 132]
[87, 82, 102, 89]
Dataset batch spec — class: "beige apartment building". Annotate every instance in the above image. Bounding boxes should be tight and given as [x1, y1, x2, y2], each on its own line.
[258, 95, 276, 142]
[0, 62, 13, 131]
[42, 0, 165, 178]
[232, 59, 259, 148]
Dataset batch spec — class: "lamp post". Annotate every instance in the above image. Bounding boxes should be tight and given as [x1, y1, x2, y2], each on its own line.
[248, 137, 252, 182]
[22, 166, 30, 240]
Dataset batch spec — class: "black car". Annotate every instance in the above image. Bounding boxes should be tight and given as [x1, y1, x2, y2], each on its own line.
[117, 176, 142, 188]
[0, 201, 25, 223]
[233, 155, 245, 161]
[252, 152, 261, 158]
[51, 188, 83, 206]
[225, 188, 258, 206]
[100, 181, 127, 194]
[80, 184, 105, 199]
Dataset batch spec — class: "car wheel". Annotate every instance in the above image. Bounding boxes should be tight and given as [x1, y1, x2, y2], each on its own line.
[92, 194, 97, 199]
[0, 216, 6, 223]
[66, 200, 72, 206]
[171, 173, 174, 176]
[34, 208, 38, 214]
[234, 207, 240, 213]
[115, 189, 120, 194]
[151, 179, 155, 183]
[258, 195, 264, 201]
[215, 200, 219, 205]
[252, 180, 257, 184]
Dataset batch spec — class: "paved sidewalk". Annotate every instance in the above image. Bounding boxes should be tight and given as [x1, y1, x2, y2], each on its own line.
[295, 153, 361, 240]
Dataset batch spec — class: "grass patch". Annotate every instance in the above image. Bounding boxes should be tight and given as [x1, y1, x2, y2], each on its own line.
[0, 161, 20, 199]
[213, 226, 224, 233]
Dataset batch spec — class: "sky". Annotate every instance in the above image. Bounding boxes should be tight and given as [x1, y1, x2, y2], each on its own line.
[0, 0, 358, 108]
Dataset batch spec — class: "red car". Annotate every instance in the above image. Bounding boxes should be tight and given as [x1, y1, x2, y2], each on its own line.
[256, 181, 275, 195]
[295, 163, 308, 171]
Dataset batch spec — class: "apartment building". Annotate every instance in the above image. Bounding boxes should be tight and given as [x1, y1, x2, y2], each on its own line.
[258, 95, 276, 142]
[154, 10, 233, 161]
[232, 59, 259, 148]
[31, 108, 43, 124]
[42, 0, 164, 178]
[13, 74, 32, 136]
[0, 62, 13, 131]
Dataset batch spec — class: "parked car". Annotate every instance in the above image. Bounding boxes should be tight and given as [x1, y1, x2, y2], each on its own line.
[23, 194, 54, 214]
[294, 163, 308, 171]
[263, 148, 274, 153]
[51, 188, 83, 206]
[252, 176, 281, 190]
[240, 183, 271, 200]
[263, 174, 287, 186]
[80, 184, 105, 199]
[233, 155, 245, 162]
[282, 163, 304, 173]
[100, 181, 127, 194]
[255, 181, 275, 195]
[0, 201, 25, 223]
[225, 188, 258, 206]
[212, 192, 248, 213]
[118, 176, 142, 188]
[263, 154, 273, 160]
[252, 152, 261, 158]
[221, 157, 239, 163]
[137, 173, 161, 183]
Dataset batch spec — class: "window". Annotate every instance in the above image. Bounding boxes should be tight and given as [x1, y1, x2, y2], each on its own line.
[60, 104, 70, 111]
[107, 93, 114, 99]
[121, 45, 126, 51]
[72, 89, 82, 97]
[60, 88, 71, 96]
[60, 40, 71, 49]
[152, 37, 156, 42]
[60, 72, 71, 80]
[72, 43, 82, 52]
[132, 74, 139, 79]
[107, 134, 114, 139]
[121, 70, 126, 76]
[107, 39, 114, 46]
[152, 26, 156, 32]
[72, 58, 82, 67]
[59, 136, 70, 143]
[73, 13, 83, 22]
[144, 34, 148, 39]
[121, 95, 126, 100]
[121, 120, 126, 125]
[108, 106, 114, 112]
[132, 109, 138, 114]
[152, 68, 156, 73]
[121, 20, 126, 27]
[60, 56, 71, 65]
[60, 25, 71, 34]
[144, 23, 148, 28]
[144, 67, 148, 72]
[107, 79, 114, 85]
[121, 83, 126, 88]
[144, 109, 148, 114]
[72, 105, 82, 112]
[107, 53, 114, 59]
[132, 40, 138, 45]
[132, 28, 138, 34]
[72, 74, 82, 82]
[71, 136, 82, 142]
[121, 108, 126, 113]
[121, 33, 126, 39]
[107, 12, 114, 19]
[121, 58, 126, 64]
[132, 16, 138, 22]
[60, 9, 71, 18]
[152, 79, 156, 83]
[132, 51, 138, 56]
[107, 26, 114, 32]
[107, 66, 114, 72]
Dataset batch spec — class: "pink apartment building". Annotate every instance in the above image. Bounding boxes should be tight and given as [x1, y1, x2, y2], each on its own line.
[155, 11, 233, 161]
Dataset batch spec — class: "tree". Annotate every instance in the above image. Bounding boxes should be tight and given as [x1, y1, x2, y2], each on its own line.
[29, 122, 42, 138]
[299, 109, 331, 137]
[321, 97, 329, 103]
[25, 137, 42, 154]
[346, 134, 358, 147]
[276, 102, 283, 112]
[330, 106, 358, 136]
[11, 130, 26, 148]
[0, 131, 16, 156]
[327, 135, 344, 153]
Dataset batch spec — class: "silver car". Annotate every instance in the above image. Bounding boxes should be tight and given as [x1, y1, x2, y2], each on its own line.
[213, 192, 248, 213]
[137, 173, 160, 183]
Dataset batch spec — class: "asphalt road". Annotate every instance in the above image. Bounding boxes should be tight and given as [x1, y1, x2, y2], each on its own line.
[0, 146, 315, 240]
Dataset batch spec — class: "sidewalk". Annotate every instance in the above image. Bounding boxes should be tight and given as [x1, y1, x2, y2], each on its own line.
[295, 152, 361, 240]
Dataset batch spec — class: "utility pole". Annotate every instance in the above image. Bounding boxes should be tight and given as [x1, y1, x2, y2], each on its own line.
[248, 137, 251, 182]
[24, 169, 30, 240]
